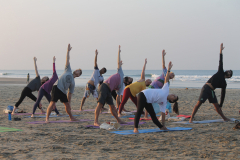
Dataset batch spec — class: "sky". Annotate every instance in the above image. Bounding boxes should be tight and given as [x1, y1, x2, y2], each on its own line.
[0, 0, 239, 70]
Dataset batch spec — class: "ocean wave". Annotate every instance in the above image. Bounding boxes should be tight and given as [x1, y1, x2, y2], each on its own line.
[0, 73, 10, 75]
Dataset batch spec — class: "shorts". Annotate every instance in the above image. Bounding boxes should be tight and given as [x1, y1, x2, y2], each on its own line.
[97, 83, 114, 105]
[198, 84, 218, 104]
[83, 83, 98, 98]
[51, 85, 68, 103]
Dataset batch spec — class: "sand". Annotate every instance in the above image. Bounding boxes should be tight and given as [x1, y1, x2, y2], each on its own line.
[0, 78, 240, 159]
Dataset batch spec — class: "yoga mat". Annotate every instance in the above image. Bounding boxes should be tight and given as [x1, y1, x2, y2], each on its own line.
[129, 118, 152, 120]
[24, 115, 81, 118]
[177, 115, 191, 118]
[72, 109, 95, 112]
[111, 115, 136, 118]
[110, 127, 192, 135]
[27, 119, 93, 124]
[173, 118, 236, 124]
[0, 127, 22, 132]
[6, 113, 43, 116]
[85, 121, 146, 128]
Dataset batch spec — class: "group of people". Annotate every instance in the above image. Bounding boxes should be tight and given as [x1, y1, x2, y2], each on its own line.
[12, 43, 233, 132]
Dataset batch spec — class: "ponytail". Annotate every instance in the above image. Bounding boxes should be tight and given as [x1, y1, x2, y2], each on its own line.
[173, 102, 179, 115]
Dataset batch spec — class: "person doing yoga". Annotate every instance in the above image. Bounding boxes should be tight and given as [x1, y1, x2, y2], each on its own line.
[134, 61, 178, 133]
[12, 57, 49, 114]
[118, 58, 152, 117]
[94, 45, 132, 126]
[189, 43, 232, 123]
[46, 44, 82, 122]
[144, 50, 178, 119]
[80, 50, 106, 111]
[31, 56, 60, 117]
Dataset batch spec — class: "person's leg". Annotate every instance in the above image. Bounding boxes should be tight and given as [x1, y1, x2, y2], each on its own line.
[129, 93, 138, 107]
[27, 92, 42, 109]
[189, 101, 202, 123]
[118, 88, 131, 115]
[31, 88, 45, 117]
[145, 103, 164, 129]
[80, 97, 86, 111]
[46, 101, 55, 122]
[94, 102, 104, 126]
[63, 102, 78, 121]
[44, 92, 59, 115]
[212, 103, 230, 121]
[109, 104, 126, 124]
[134, 93, 146, 133]
[13, 87, 29, 114]
[111, 90, 117, 100]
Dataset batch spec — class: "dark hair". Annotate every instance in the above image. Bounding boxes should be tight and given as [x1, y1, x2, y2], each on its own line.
[224, 70, 233, 78]
[102, 67, 107, 73]
[169, 96, 179, 115]
[124, 76, 132, 86]
[41, 77, 49, 86]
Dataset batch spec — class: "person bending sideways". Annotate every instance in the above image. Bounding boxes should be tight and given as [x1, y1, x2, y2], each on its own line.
[12, 57, 49, 114]
[80, 49, 106, 111]
[31, 56, 60, 117]
[94, 45, 132, 126]
[45, 44, 82, 122]
[118, 58, 152, 117]
[189, 43, 232, 123]
[134, 61, 178, 133]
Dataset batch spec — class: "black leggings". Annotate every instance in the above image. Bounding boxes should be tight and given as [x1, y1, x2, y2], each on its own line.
[134, 92, 163, 129]
[15, 87, 40, 108]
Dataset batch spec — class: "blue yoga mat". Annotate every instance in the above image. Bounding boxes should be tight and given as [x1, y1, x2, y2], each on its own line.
[24, 115, 81, 118]
[111, 115, 160, 118]
[110, 127, 192, 135]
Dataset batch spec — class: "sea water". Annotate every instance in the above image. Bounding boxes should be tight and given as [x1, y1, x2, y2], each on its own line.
[0, 70, 240, 89]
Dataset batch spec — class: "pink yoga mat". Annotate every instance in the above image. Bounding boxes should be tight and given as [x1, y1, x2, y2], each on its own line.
[71, 109, 95, 112]
[177, 115, 191, 118]
[27, 119, 93, 124]
[129, 118, 152, 120]
[6, 113, 43, 116]
[85, 121, 146, 128]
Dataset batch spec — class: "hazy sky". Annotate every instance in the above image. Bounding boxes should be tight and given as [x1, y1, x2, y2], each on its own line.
[0, 0, 239, 70]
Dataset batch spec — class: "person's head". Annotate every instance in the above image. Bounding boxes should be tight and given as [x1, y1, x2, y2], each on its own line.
[169, 72, 175, 79]
[73, 69, 82, 78]
[100, 67, 107, 74]
[224, 70, 233, 78]
[41, 76, 49, 85]
[124, 76, 133, 86]
[167, 94, 179, 115]
[145, 79, 152, 86]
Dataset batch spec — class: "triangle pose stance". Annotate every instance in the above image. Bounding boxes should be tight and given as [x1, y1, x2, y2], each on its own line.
[189, 43, 233, 123]
[80, 49, 107, 111]
[45, 44, 82, 122]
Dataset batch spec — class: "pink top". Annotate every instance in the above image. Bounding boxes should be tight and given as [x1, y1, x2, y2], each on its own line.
[104, 73, 121, 91]
[42, 63, 58, 94]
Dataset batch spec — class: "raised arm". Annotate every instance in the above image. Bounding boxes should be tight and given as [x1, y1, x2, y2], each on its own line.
[140, 58, 147, 80]
[53, 56, 56, 72]
[33, 57, 39, 77]
[66, 44, 72, 67]
[164, 61, 173, 84]
[162, 50, 166, 69]
[118, 45, 122, 69]
[94, 50, 98, 67]
[218, 43, 224, 72]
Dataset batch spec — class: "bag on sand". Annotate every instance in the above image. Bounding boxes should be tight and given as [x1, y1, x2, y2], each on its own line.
[3, 106, 18, 113]
[100, 122, 121, 130]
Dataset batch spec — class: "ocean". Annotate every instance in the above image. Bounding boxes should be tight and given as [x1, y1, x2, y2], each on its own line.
[0, 70, 240, 89]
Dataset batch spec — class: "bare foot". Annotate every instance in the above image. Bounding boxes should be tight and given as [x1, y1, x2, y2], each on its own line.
[31, 114, 35, 118]
[57, 114, 63, 117]
[94, 122, 100, 126]
[189, 119, 193, 123]
[224, 118, 231, 122]
[143, 116, 148, 119]
[133, 128, 139, 133]
[118, 113, 122, 117]
[160, 126, 168, 130]
[79, 108, 82, 111]
[45, 119, 49, 123]
[41, 109, 46, 114]
[70, 117, 78, 121]
[118, 120, 127, 124]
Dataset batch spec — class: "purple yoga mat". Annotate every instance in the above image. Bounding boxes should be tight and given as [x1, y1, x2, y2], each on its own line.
[101, 110, 137, 114]
[6, 113, 43, 116]
[27, 119, 93, 124]
[71, 109, 95, 112]
[85, 121, 146, 128]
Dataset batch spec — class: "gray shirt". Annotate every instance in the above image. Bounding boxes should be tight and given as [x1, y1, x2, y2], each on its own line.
[27, 76, 41, 92]
[117, 67, 124, 95]
[90, 66, 104, 88]
[54, 64, 75, 94]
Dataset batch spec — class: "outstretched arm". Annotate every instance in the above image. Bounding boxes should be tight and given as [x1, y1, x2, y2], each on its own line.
[164, 62, 173, 84]
[140, 58, 147, 80]
[94, 50, 98, 67]
[53, 56, 56, 72]
[218, 43, 224, 72]
[66, 44, 72, 67]
[33, 57, 39, 77]
[118, 45, 122, 69]
[162, 50, 166, 69]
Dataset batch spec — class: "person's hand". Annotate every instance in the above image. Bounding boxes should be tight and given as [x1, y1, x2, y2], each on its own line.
[168, 61, 173, 70]
[119, 45, 121, 53]
[67, 44, 72, 52]
[53, 56, 56, 63]
[95, 49, 98, 55]
[220, 43, 224, 53]
[145, 58, 147, 64]
[34, 57, 37, 62]
[118, 60, 123, 66]
[162, 50, 166, 57]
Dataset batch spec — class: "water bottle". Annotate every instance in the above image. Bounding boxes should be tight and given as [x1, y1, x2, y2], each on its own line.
[8, 112, 11, 120]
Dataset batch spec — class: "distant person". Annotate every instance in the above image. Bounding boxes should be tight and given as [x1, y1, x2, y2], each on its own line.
[189, 43, 232, 123]
[46, 44, 82, 122]
[12, 57, 49, 114]
[134, 61, 178, 133]
[94, 45, 132, 126]
[118, 58, 152, 117]
[26, 73, 30, 84]
[31, 56, 60, 117]
[80, 50, 107, 111]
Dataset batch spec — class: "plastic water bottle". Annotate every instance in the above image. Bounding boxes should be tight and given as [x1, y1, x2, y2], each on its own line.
[8, 112, 11, 120]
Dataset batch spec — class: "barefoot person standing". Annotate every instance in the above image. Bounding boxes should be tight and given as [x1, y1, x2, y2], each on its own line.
[94, 45, 131, 126]
[46, 44, 82, 122]
[189, 43, 232, 123]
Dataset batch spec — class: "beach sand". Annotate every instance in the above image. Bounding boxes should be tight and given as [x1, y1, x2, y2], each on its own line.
[0, 78, 240, 159]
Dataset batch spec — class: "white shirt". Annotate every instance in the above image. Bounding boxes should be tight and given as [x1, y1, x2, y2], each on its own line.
[142, 83, 169, 113]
